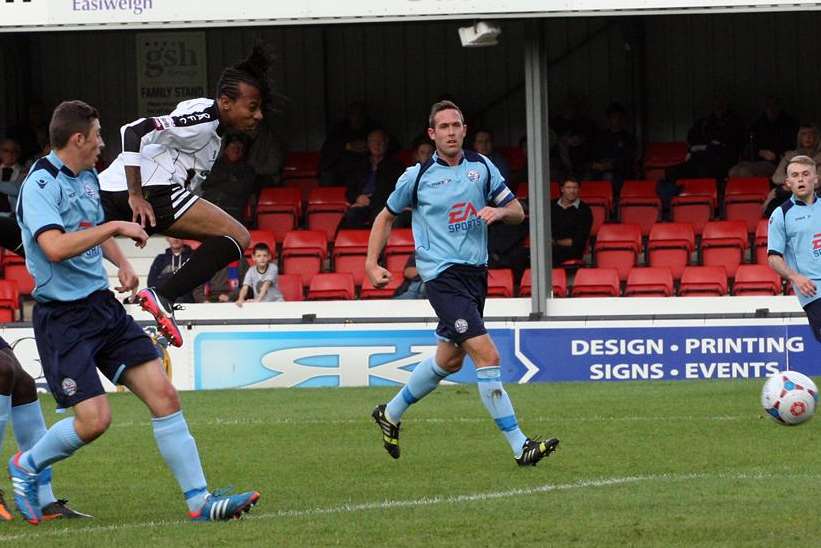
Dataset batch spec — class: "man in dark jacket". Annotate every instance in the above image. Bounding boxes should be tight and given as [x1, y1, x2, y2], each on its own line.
[147, 238, 195, 303]
[551, 177, 593, 266]
[340, 128, 405, 228]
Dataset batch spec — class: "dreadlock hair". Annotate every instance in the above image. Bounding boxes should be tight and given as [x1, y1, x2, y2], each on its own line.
[216, 43, 277, 114]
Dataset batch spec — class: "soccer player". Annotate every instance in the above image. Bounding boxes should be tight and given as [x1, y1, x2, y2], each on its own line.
[767, 154, 821, 340]
[0, 218, 90, 520]
[98, 45, 276, 347]
[366, 100, 559, 466]
[8, 100, 259, 525]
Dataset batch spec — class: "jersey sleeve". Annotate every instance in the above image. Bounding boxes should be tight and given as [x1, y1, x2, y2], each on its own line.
[386, 166, 418, 215]
[17, 171, 65, 241]
[485, 157, 515, 207]
[767, 207, 786, 256]
[119, 104, 217, 168]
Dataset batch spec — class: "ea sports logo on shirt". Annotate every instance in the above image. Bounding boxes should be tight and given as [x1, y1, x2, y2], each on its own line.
[448, 202, 478, 224]
[447, 202, 482, 233]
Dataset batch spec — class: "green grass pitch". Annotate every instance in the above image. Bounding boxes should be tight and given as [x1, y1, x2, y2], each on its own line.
[1, 380, 820, 547]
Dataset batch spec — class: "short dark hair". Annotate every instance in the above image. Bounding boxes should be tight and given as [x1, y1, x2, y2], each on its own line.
[253, 242, 271, 254]
[428, 100, 464, 129]
[561, 176, 581, 187]
[49, 100, 99, 149]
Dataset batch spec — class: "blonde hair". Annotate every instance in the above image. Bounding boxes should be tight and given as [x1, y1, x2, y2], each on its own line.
[786, 154, 817, 173]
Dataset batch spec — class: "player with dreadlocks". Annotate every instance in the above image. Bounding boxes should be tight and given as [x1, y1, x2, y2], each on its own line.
[99, 45, 277, 347]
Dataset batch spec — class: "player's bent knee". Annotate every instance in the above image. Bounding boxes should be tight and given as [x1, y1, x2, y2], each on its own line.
[233, 224, 251, 249]
[152, 382, 181, 415]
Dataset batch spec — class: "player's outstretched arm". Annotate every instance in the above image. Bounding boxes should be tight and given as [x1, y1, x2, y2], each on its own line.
[36, 221, 148, 263]
[365, 207, 396, 287]
[769, 254, 816, 297]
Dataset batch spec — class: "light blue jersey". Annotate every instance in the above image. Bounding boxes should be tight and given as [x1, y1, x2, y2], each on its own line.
[16, 152, 108, 302]
[767, 195, 821, 307]
[386, 150, 515, 281]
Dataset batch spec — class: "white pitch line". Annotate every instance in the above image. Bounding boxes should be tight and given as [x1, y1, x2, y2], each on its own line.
[105, 414, 747, 430]
[0, 471, 791, 543]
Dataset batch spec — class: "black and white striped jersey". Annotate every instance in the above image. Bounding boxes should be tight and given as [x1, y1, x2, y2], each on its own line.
[99, 98, 222, 192]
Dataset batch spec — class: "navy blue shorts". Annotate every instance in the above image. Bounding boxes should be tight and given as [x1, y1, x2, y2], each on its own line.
[804, 299, 821, 342]
[425, 264, 488, 344]
[33, 290, 160, 408]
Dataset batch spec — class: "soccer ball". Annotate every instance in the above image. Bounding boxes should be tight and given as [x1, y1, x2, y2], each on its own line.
[761, 371, 819, 426]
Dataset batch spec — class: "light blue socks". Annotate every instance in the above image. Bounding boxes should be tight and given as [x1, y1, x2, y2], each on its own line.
[385, 355, 450, 424]
[476, 366, 528, 456]
[20, 417, 85, 472]
[12, 401, 57, 505]
[152, 411, 208, 513]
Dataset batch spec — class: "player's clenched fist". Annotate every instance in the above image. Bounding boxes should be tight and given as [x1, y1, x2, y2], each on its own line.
[366, 264, 392, 288]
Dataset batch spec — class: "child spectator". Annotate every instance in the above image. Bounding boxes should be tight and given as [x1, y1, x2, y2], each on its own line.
[236, 243, 283, 305]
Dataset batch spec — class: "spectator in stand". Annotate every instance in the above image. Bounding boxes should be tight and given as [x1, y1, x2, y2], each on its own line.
[772, 125, 821, 186]
[763, 179, 792, 219]
[552, 95, 596, 178]
[488, 221, 530, 287]
[7, 102, 49, 164]
[236, 242, 282, 305]
[246, 116, 286, 188]
[147, 238, 195, 303]
[393, 254, 426, 299]
[193, 260, 248, 303]
[471, 129, 510, 182]
[340, 128, 405, 228]
[551, 177, 593, 266]
[0, 138, 24, 213]
[587, 102, 638, 193]
[199, 133, 256, 223]
[411, 135, 435, 166]
[319, 101, 378, 187]
[667, 96, 745, 182]
[729, 96, 798, 179]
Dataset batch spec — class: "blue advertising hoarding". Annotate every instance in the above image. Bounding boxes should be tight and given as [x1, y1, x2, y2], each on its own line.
[193, 323, 819, 389]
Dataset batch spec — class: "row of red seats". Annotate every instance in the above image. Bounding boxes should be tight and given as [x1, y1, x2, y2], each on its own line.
[588, 219, 773, 282]
[520, 177, 770, 237]
[558, 265, 784, 298]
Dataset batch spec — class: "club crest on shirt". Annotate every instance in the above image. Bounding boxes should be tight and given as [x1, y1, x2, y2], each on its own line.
[467, 169, 481, 182]
[83, 183, 98, 200]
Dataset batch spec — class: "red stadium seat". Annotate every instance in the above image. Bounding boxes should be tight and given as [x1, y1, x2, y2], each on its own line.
[552, 267, 567, 297]
[397, 149, 415, 167]
[487, 269, 514, 298]
[700, 220, 748, 278]
[624, 267, 674, 297]
[307, 272, 355, 300]
[732, 264, 782, 296]
[754, 218, 770, 265]
[245, 229, 277, 258]
[580, 180, 613, 236]
[360, 271, 404, 299]
[724, 177, 770, 233]
[520, 268, 532, 297]
[277, 273, 304, 301]
[307, 187, 349, 241]
[284, 177, 320, 204]
[0, 280, 19, 322]
[647, 223, 695, 280]
[256, 187, 302, 242]
[2, 251, 24, 266]
[281, 230, 328, 287]
[571, 268, 620, 297]
[3, 264, 34, 297]
[679, 266, 727, 297]
[385, 228, 415, 272]
[643, 142, 688, 181]
[671, 178, 717, 235]
[550, 181, 559, 200]
[594, 223, 642, 281]
[282, 151, 320, 179]
[618, 180, 660, 236]
[333, 229, 370, 286]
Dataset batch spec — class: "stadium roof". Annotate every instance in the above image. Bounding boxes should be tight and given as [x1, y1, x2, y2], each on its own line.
[3, 0, 821, 32]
